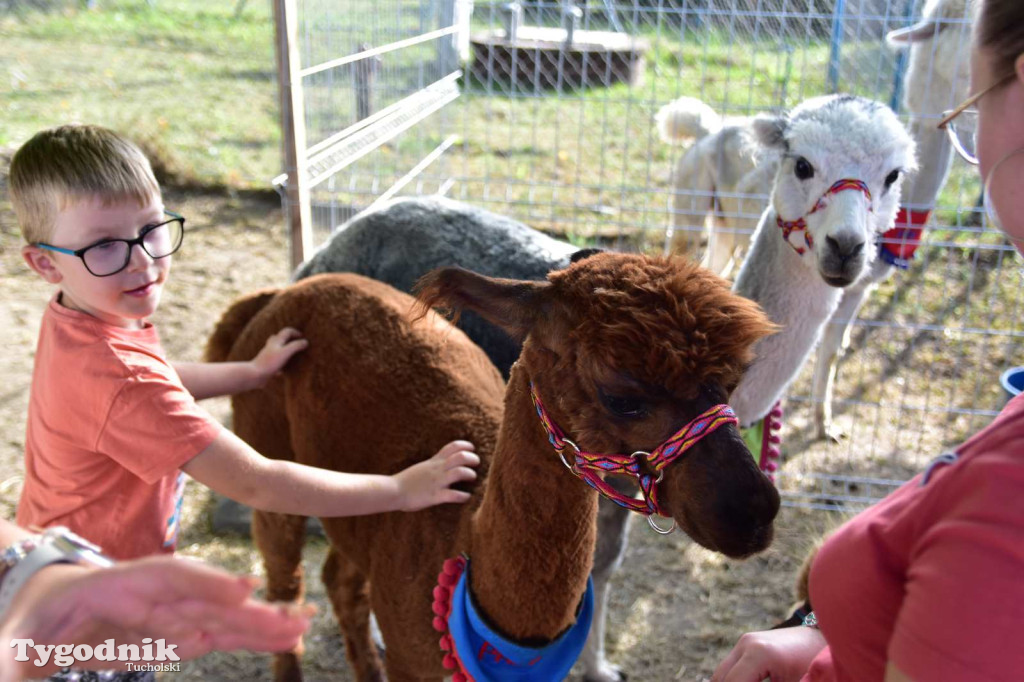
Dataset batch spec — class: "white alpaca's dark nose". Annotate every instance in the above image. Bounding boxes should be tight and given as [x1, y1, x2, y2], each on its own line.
[825, 234, 865, 262]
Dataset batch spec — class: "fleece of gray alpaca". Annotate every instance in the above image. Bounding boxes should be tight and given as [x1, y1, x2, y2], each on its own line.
[218, 196, 622, 682]
[295, 196, 577, 377]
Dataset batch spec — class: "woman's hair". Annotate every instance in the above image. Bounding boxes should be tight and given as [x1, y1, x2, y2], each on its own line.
[977, 0, 1024, 78]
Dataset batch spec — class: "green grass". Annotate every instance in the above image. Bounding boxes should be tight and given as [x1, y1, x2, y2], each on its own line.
[0, 0, 280, 187]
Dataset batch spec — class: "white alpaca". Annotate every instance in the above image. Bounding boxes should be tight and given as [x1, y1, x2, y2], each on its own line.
[809, 0, 973, 437]
[655, 97, 774, 276]
[729, 95, 917, 431]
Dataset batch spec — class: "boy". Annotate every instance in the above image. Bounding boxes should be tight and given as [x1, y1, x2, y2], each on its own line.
[8, 124, 480, 568]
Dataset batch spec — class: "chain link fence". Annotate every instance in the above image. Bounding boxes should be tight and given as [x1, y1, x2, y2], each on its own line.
[283, 0, 1022, 511]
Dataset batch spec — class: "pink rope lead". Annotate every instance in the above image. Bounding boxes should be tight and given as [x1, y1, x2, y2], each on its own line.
[529, 383, 738, 529]
[776, 178, 874, 256]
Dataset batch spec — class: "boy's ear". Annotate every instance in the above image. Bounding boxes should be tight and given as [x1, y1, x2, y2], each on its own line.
[22, 245, 63, 284]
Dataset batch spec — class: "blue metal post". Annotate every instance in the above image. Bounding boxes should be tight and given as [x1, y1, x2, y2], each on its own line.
[827, 0, 847, 93]
[890, 0, 918, 111]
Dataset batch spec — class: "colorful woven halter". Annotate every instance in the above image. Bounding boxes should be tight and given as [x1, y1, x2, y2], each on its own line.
[529, 382, 738, 534]
[776, 178, 874, 256]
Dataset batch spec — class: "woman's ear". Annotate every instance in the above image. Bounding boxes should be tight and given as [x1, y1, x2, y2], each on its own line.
[1016, 53, 1024, 84]
[22, 245, 63, 284]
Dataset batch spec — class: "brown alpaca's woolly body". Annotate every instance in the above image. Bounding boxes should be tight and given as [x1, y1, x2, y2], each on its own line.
[207, 253, 780, 682]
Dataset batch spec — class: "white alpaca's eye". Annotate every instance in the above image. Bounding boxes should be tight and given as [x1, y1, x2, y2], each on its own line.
[884, 169, 901, 188]
[794, 157, 814, 180]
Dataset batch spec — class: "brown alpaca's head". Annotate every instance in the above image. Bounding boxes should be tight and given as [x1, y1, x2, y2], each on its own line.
[416, 252, 780, 558]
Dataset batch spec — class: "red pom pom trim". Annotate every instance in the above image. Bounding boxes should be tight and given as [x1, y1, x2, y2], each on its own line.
[432, 556, 474, 681]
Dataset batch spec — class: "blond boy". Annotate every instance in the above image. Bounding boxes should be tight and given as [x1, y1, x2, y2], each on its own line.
[9, 124, 479, 564]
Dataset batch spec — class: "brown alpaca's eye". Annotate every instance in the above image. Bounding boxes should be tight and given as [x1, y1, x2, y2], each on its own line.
[794, 157, 814, 180]
[884, 169, 901, 188]
[599, 392, 649, 419]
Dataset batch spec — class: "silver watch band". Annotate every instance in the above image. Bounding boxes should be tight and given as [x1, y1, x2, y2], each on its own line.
[0, 530, 114, 621]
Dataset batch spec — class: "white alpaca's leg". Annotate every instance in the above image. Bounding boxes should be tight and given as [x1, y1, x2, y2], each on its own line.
[581, 483, 633, 682]
[668, 149, 715, 260]
[812, 260, 892, 440]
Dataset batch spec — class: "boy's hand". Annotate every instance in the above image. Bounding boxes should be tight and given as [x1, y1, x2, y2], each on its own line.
[394, 440, 480, 512]
[251, 327, 308, 387]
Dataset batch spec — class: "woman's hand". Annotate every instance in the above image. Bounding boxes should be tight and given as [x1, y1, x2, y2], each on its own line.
[711, 626, 827, 682]
[0, 555, 313, 681]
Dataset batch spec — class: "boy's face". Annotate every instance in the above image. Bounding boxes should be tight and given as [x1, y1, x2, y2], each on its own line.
[22, 195, 171, 329]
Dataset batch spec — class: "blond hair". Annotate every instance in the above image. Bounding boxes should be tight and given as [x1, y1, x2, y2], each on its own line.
[9, 125, 161, 244]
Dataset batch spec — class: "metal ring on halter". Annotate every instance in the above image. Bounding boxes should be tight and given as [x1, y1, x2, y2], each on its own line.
[558, 439, 582, 473]
[630, 451, 664, 483]
[647, 515, 676, 534]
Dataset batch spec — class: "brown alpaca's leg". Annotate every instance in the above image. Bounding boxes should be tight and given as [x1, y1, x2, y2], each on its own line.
[321, 546, 385, 682]
[253, 510, 308, 682]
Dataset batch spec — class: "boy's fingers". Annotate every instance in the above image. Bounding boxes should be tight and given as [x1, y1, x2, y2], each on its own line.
[436, 440, 475, 458]
[447, 466, 477, 484]
[448, 450, 480, 467]
[440, 489, 472, 504]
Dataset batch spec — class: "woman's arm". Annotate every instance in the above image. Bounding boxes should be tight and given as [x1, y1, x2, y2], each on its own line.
[711, 625, 827, 682]
[0, 519, 311, 682]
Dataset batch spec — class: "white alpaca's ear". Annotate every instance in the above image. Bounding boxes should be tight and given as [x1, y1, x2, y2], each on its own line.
[886, 19, 944, 46]
[752, 115, 789, 150]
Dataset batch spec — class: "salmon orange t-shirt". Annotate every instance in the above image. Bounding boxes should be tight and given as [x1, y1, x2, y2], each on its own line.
[16, 297, 222, 561]
[804, 393, 1024, 682]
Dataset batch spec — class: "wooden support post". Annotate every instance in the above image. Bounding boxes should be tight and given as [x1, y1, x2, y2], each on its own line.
[273, 0, 313, 271]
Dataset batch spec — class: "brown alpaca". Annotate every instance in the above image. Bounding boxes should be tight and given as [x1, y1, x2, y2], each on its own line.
[206, 252, 781, 682]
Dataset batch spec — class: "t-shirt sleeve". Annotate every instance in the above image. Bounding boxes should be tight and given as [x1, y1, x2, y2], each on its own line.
[95, 365, 222, 484]
[888, 439, 1024, 682]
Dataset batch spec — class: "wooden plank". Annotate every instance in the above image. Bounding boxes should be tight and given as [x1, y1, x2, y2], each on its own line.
[273, 0, 313, 270]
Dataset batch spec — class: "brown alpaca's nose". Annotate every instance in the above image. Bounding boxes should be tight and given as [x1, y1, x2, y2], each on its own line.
[712, 476, 780, 558]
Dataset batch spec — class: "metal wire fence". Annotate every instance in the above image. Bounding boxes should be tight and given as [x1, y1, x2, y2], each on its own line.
[284, 0, 1022, 511]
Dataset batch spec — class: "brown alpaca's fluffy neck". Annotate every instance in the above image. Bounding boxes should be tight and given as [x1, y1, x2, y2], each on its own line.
[467, 365, 599, 644]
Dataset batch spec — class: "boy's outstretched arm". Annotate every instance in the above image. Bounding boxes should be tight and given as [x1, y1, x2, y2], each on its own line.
[181, 430, 479, 516]
[174, 328, 308, 400]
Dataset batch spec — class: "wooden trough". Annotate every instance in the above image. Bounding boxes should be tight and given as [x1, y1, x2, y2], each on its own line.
[470, 26, 649, 92]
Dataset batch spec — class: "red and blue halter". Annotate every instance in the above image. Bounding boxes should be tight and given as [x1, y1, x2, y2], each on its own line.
[776, 178, 873, 256]
[529, 382, 738, 534]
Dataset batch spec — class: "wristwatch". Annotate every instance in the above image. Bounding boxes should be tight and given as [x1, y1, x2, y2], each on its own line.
[0, 526, 114, 621]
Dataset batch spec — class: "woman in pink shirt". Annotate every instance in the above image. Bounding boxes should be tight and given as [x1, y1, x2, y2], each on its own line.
[712, 2, 1024, 681]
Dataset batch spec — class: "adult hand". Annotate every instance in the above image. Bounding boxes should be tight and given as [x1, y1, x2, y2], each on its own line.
[251, 327, 308, 386]
[711, 626, 827, 682]
[394, 440, 480, 511]
[0, 555, 313, 681]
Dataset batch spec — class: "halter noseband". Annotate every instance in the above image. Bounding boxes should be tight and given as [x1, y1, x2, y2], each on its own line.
[776, 178, 873, 256]
[529, 382, 738, 534]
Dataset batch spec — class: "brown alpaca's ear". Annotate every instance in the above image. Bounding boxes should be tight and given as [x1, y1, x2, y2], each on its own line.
[414, 267, 550, 341]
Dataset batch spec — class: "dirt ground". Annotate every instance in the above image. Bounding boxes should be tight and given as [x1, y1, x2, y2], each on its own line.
[1, 148, 998, 681]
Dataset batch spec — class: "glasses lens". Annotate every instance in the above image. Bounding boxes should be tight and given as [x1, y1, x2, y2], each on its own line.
[948, 111, 978, 165]
[82, 241, 130, 276]
[142, 219, 184, 259]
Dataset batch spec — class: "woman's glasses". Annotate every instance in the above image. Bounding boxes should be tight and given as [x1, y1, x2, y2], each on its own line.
[938, 72, 1016, 165]
[35, 210, 185, 277]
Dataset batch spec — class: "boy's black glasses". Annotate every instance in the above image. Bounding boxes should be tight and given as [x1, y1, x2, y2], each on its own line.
[35, 210, 185, 277]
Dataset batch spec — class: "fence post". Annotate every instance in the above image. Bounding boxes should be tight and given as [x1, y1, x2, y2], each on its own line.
[827, 0, 847, 93]
[273, 0, 313, 271]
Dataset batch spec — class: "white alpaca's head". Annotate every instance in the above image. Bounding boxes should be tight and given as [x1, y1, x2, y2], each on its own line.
[753, 95, 917, 288]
